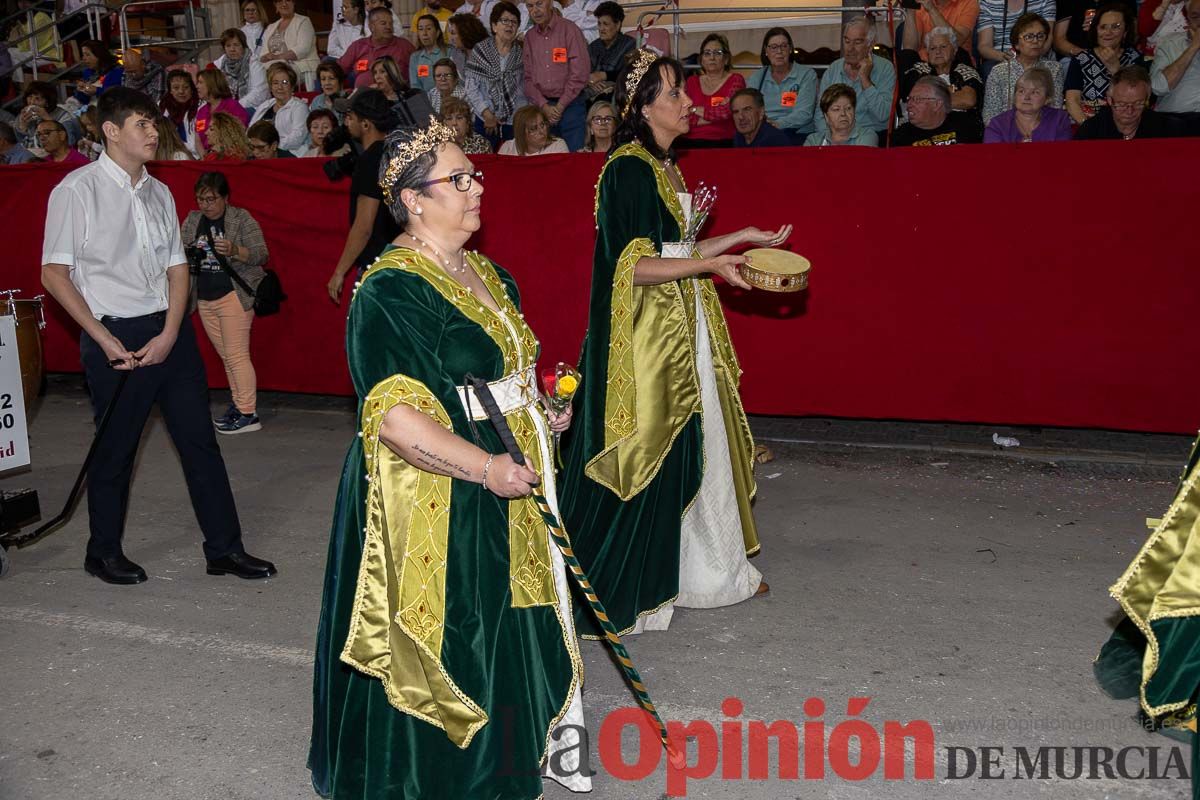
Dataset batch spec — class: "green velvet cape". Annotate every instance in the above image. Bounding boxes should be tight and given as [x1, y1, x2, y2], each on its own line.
[559, 144, 758, 638]
[1095, 435, 1200, 799]
[308, 247, 580, 800]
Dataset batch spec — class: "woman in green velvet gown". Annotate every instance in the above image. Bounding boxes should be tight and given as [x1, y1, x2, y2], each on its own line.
[559, 52, 791, 638]
[1096, 434, 1200, 798]
[308, 124, 590, 799]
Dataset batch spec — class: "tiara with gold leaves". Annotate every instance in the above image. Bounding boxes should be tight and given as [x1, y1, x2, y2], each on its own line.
[380, 118, 459, 207]
[622, 49, 659, 118]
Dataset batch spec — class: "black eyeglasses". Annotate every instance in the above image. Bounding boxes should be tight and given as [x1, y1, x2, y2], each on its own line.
[418, 170, 482, 192]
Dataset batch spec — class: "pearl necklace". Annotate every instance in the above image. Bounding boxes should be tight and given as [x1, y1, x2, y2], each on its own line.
[407, 233, 466, 274]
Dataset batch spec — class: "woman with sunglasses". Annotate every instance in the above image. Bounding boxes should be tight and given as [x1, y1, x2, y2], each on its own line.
[981, 12, 1064, 124]
[682, 33, 745, 147]
[309, 122, 589, 800]
[748, 27, 818, 143]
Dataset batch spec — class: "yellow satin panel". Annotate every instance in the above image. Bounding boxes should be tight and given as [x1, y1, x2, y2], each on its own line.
[586, 237, 701, 501]
[341, 375, 488, 749]
[1110, 449, 1200, 722]
[360, 249, 556, 609]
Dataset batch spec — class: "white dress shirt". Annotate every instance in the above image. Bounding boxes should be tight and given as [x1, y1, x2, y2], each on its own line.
[326, 18, 367, 60]
[42, 152, 185, 320]
[558, 0, 599, 43]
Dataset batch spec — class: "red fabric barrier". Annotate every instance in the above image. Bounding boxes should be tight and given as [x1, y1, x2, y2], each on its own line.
[4, 142, 1200, 433]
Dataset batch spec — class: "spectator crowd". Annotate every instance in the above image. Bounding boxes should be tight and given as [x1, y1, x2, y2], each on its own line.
[3, 0, 1199, 168]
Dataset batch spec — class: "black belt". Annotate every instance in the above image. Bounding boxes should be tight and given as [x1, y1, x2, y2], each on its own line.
[101, 310, 167, 323]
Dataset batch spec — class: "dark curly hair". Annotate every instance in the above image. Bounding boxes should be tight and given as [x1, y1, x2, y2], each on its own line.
[613, 54, 685, 161]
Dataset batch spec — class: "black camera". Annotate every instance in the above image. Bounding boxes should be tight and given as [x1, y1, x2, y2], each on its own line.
[185, 244, 206, 275]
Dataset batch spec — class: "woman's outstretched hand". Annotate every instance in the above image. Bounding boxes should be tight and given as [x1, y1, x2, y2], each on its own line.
[741, 224, 793, 248]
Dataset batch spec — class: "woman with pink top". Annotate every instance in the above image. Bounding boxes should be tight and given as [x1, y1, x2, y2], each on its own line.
[195, 68, 250, 154]
[682, 33, 745, 147]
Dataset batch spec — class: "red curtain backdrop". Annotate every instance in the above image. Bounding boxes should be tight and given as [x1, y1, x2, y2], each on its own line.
[4, 142, 1199, 434]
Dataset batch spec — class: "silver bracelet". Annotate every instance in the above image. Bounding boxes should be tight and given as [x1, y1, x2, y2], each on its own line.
[480, 453, 495, 489]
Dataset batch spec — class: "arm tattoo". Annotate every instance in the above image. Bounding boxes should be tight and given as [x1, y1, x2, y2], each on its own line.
[411, 443, 474, 479]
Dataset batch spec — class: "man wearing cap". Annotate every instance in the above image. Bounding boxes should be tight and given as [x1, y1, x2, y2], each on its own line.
[325, 89, 401, 304]
[338, 6, 417, 89]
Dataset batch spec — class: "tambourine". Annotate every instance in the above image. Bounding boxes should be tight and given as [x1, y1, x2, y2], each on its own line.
[741, 248, 810, 293]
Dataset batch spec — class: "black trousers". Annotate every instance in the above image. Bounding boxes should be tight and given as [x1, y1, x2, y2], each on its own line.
[80, 313, 243, 561]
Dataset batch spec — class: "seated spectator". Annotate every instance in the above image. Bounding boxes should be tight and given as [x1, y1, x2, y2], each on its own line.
[411, 14, 452, 93]
[339, 6, 416, 89]
[977, 0, 1055, 74]
[309, 61, 349, 121]
[304, 108, 348, 156]
[984, 65, 1073, 140]
[1065, 2, 1145, 123]
[196, 68, 250, 155]
[240, 0, 269, 56]
[804, 83, 879, 145]
[249, 62, 310, 155]
[1053, 0, 1113, 58]
[328, 0, 368, 60]
[16, 81, 82, 149]
[5, 0, 62, 80]
[205, 111, 252, 159]
[247, 120, 297, 157]
[817, 17, 897, 137]
[681, 33, 745, 147]
[0, 121, 36, 164]
[160, 70, 199, 145]
[120, 48, 165, 100]
[891, 75, 983, 144]
[586, 1, 635, 103]
[372, 55, 436, 125]
[440, 96, 492, 152]
[498, 104, 568, 154]
[731, 87, 793, 147]
[748, 27, 818, 142]
[1149, 0, 1200, 112]
[366, 0, 406, 36]
[522, 0, 590, 151]
[900, 28, 983, 117]
[465, 1, 527, 148]
[430, 58, 468, 112]
[73, 40, 123, 106]
[982, 13, 1064, 123]
[1076, 64, 1185, 137]
[903, 0, 981, 61]
[37, 119, 89, 165]
[447, 12, 489, 74]
[1142, 0, 1189, 50]
[579, 99, 614, 152]
[155, 115, 196, 160]
[76, 108, 103, 161]
[411, 0, 453, 33]
[217, 28, 269, 111]
[181, 171, 271, 434]
[260, 0, 319, 90]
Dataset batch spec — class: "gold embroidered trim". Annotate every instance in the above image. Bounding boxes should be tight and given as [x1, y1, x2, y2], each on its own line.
[340, 374, 489, 748]
[579, 592, 680, 641]
[593, 142, 686, 231]
[1109, 452, 1200, 724]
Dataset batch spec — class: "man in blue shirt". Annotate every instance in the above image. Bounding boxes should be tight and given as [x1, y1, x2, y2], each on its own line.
[731, 88, 792, 147]
[0, 121, 36, 163]
[815, 17, 897, 136]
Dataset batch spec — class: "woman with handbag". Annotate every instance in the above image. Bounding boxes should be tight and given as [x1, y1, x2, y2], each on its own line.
[182, 171, 270, 434]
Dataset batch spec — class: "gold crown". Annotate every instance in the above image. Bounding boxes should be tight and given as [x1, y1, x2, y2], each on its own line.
[381, 118, 459, 207]
[622, 49, 659, 118]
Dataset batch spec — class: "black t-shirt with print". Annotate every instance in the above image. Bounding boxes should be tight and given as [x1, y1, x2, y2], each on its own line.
[891, 111, 984, 146]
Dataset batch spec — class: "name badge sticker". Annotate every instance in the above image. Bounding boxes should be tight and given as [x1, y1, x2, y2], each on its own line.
[552, 47, 568, 63]
[780, 90, 798, 107]
[418, 64, 430, 77]
[196, 118, 208, 132]
[356, 58, 369, 72]
[710, 95, 726, 106]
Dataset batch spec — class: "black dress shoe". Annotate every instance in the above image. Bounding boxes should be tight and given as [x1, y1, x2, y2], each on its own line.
[206, 551, 277, 579]
[84, 554, 148, 585]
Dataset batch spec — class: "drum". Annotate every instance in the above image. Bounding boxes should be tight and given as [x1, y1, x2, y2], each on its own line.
[742, 249, 811, 293]
[0, 290, 47, 409]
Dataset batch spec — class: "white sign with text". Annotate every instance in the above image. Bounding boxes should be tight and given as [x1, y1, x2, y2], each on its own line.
[0, 314, 31, 471]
